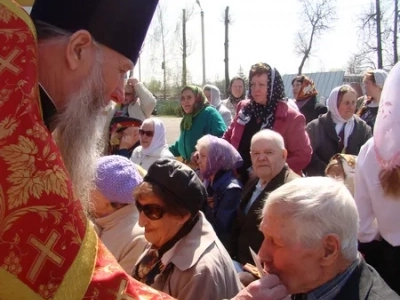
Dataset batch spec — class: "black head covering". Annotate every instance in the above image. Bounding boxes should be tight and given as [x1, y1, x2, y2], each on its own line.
[144, 158, 207, 215]
[30, 0, 158, 64]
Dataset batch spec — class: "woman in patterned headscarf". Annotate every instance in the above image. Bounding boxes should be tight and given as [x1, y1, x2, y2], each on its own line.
[354, 62, 400, 294]
[223, 62, 312, 183]
[169, 86, 226, 167]
[195, 135, 243, 250]
[291, 75, 327, 124]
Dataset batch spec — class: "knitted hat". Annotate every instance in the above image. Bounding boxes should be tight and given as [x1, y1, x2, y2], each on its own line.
[373, 69, 388, 89]
[95, 155, 143, 204]
[144, 158, 207, 215]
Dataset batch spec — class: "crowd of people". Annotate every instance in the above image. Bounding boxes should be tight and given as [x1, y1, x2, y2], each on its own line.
[1, 0, 399, 299]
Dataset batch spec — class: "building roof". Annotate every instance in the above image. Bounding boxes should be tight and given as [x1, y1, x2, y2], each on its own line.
[282, 71, 345, 104]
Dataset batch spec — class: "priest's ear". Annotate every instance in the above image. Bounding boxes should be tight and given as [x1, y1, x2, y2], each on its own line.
[65, 30, 96, 71]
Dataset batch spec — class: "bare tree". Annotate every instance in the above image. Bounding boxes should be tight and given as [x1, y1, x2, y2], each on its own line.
[224, 6, 231, 94]
[295, 0, 337, 75]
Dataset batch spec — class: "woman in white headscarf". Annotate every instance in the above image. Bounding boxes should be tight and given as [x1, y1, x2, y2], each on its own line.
[203, 84, 232, 127]
[355, 62, 400, 295]
[130, 118, 174, 170]
[305, 85, 372, 176]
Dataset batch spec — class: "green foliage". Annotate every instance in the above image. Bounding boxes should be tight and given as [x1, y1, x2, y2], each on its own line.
[157, 101, 183, 116]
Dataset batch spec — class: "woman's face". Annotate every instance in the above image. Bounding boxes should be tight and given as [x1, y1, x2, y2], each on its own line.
[91, 189, 116, 218]
[139, 122, 155, 149]
[203, 90, 212, 103]
[181, 89, 196, 114]
[137, 195, 190, 248]
[363, 76, 380, 99]
[250, 73, 268, 105]
[337, 92, 357, 120]
[292, 81, 302, 99]
[197, 146, 209, 177]
[231, 79, 245, 98]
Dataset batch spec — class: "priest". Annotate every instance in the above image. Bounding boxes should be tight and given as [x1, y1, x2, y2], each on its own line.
[0, 0, 173, 298]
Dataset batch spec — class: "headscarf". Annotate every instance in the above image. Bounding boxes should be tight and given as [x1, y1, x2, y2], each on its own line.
[203, 84, 222, 108]
[294, 76, 318, 102]
[237, 63, 286, 130]
[326, 86, 355, 149]
[372, 69, 388, 89]
[180, 85, 209, 131]
[141, 118, 168, 156]
[374, 62, 400, 170]
[198, 135, 243, 179]
[228, 76, 246, 105]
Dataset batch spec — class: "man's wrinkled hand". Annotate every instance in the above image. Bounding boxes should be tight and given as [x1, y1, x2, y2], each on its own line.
[232, 274, 290, 300]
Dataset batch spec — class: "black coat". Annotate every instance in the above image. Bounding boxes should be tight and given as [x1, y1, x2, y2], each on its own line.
[305, 112, 372, 176]
[228, 166, 300, 265]
[333, 259, 400, 300]
[299, 96, 328, 124]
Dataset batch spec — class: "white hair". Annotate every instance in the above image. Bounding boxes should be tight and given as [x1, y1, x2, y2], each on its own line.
[195, 135, 210, 152]
[262, 177, 359, 261]
[251, 129, 285, 150]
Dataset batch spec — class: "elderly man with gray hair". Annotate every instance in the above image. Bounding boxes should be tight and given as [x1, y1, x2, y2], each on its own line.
[232, 177, 399, 300]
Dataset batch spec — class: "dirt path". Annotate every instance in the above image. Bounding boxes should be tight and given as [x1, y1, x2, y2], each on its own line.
[157, 116, 182, 145]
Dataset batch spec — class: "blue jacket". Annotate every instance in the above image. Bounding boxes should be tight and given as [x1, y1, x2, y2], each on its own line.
[203, 170, 242, 250]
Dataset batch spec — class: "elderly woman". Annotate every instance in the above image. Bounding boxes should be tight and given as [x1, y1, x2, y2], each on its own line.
[169, 86, 226, 166]
[291, 75, 327, 124]
[357, 69, 388, 132]
[203, 84, 232, 127]
[355, 62, 400, 295]
[306, 85, 372, 176]
[195, 135, 243, 249]
[92, 155, 148, 274]
[223, 62, 312, 183]
[222, 76, 246, 116]
[130, 118, 174, 170]
[132, 159, 241, 300]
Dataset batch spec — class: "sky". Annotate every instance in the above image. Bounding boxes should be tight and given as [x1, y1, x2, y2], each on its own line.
[136, 0, 373, 84]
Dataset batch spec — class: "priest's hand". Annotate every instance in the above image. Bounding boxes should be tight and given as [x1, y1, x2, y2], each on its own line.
[231, 274, 290, 300]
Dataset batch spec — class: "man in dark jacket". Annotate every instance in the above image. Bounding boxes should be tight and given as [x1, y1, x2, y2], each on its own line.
[229, 130, 299, 275]
[232, 177, 399, 300]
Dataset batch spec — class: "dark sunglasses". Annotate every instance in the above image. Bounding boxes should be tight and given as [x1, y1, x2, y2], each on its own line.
[139, 129, 154, 137]
[135, 202, 166, 220]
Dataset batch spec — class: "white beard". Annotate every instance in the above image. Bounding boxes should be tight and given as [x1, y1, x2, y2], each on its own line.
[52, 54, 107, 213]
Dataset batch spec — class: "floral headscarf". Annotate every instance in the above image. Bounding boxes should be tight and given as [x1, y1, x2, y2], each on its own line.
[294, 76, 318, 102]
[237, 63, 286, 130]
[180, 85, 209, 131]
[197, 135, 243, 180]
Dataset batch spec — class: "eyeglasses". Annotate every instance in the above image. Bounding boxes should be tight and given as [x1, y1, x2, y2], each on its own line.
[135, 201, 166, 220]
[139, 129, 154, 137]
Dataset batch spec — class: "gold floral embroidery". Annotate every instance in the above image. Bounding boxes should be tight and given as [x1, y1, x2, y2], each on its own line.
[63, 221, 83, 246]
[38, 282, 59, 300]
[0, 88, 12, 103]
[2, 251, 22, 275]
[0, 135, 68, 209]
[0, 3, 17, 24]
[0, 115, 19, 140]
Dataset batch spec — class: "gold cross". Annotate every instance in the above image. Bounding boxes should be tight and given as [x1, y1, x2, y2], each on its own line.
[27, 230, 65, 283]
[0, 48, 22, 75]
[110, 279, 135, 300]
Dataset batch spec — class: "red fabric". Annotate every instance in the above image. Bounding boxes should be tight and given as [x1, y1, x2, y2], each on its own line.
[0, 1, 173, 299]
[223, 100, 312, 175]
